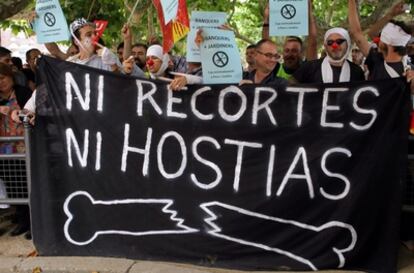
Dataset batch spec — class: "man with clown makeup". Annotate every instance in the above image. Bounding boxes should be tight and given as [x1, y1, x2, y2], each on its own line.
[292, 27, 365, 84]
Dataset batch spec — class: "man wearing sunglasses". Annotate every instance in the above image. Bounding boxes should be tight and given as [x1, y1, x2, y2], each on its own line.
[241, 39, 287, 86]
[292, 27, 365, 84]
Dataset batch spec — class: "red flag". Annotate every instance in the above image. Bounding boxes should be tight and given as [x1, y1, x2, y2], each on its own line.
[153, 0, 190, 53]
[93, 20, 108, 44]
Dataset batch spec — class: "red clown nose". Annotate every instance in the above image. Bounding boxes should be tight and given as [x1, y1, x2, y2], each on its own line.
[147, 59, 154, 66]
[331, 43, 339, 49]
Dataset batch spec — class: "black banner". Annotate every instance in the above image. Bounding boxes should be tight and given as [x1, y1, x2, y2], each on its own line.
[31, 56, 409, 272]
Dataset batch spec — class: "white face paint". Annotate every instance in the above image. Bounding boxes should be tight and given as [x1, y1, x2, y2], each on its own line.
[81, 37, 95, 55]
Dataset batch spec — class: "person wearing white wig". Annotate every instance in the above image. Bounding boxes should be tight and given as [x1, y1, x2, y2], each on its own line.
[146, 44, 202, 91]
[349, 0, 414, 88]
[292, 27, 365, 83]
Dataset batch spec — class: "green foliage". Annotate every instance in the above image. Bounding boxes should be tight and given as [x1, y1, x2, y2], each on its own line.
[0, 0, 404, 52]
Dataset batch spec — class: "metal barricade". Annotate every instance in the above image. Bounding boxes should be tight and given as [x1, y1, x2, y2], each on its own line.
[0, 121, 32, 205]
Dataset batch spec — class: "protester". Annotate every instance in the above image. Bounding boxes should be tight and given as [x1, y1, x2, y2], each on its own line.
[117, 42, 124, 63]
[23, 48, 41, 91]
[261, 0, 318, 80]
[240, 39, 287, 85]
[293, 27, 365, 83]
[348, 0, 413, 87]
[131, 43, 148, 71]
[243, 44, 256, 78]
[145, 44, 201, 91]
[0, 63, 32, 239]
[0, 47, 27, 87]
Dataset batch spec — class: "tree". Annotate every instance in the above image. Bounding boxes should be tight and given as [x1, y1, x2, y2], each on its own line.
[0, 0, 410, 51]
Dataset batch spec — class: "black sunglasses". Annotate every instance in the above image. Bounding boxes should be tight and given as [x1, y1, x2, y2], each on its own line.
[326, 39, 347, 46]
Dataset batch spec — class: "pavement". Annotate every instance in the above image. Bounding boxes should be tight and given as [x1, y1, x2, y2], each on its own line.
[0, 209, 414, 273]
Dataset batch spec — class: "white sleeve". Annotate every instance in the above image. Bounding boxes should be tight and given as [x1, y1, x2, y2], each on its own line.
[24, 90, 36, 112]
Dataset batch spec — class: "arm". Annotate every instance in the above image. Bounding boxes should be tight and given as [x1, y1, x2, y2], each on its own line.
[45, 43, 69, 60]
[262, 3, 270, 39]
[348, 0, 371, 57]
[122, 24, 132, 61]
[367, 1, 404, 40]
[305, 0, 317, 61]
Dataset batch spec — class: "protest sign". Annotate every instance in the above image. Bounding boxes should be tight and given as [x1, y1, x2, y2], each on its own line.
[186, 11, 227, 62]
[269, 0, 308, 36]
[199, 28, 242, 84]
[32, 56, 409, 273]
[33, 0, 70, 43]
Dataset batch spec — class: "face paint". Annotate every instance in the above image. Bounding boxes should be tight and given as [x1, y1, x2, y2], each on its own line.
[147, 59, 154, 66]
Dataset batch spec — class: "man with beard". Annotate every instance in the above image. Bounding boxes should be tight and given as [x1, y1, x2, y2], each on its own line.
[131, 43, 147, 71]
[276, 36, 304, 80]
[292, 28, 365, 84]
[261, 1, 318, 80]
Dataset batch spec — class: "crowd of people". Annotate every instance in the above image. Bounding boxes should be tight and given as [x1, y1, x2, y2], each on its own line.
[0, 0, 413, 252]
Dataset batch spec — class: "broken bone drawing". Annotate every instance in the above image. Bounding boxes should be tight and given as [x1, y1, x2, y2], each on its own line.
[200, 201, 357, 271]
[63, 191, 198, 246]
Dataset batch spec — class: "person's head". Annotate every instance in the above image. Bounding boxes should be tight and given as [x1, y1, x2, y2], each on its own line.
[70, 18, 97, 55]
[0, 47, 12, 66]
[379, 21, 412, 57]
[282, 36, 303, 69]
[323, 28, 351, 63]
[0, 63, 14, 94]
[351, 48, 364, 65]
[26, 48, 41, 72]
[146, 44, 170, 76]
[117, 42, 124, 62]
[254, 39, 279, 74]
[11, 57, 23, 71]
[132, 43, 147, 68]
[66, 44, 79, 58]
[245, 44, 256, 67]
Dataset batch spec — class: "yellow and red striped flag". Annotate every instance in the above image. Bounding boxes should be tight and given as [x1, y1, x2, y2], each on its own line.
[153, 0, 190, 53]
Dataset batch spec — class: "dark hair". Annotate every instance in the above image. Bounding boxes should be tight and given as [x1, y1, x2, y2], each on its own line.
[0, 47, 11, 58]
[255, 39, 276, 50]
[0, 62, 14, 78]
[388, 20, 411, 56]
[132, 43, 148, 51]
[285, 36, 303, 47]
[390, 20, 412, 36]
[117, 42, 124, 51]
[246, 44, 256, 50]
[25, 48, 40, 61]
[11, 57, 23, 70]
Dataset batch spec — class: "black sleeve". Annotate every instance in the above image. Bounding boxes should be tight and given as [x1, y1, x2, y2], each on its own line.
[14, 85, 33, 108]
[349, 61, 366, 82]
[292, 61, 310, 83]
[364, 47, 381, 75]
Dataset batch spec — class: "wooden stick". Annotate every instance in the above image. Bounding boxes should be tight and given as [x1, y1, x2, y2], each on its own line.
[127, 0, 141, 24]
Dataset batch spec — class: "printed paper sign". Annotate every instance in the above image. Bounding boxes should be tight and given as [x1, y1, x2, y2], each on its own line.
[200, 28, 242, 84]
[269, 0, 308, 36]
[186, 11, 227, 62]
[160, 0, 179, 25]
[33, 0, 70, 43]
